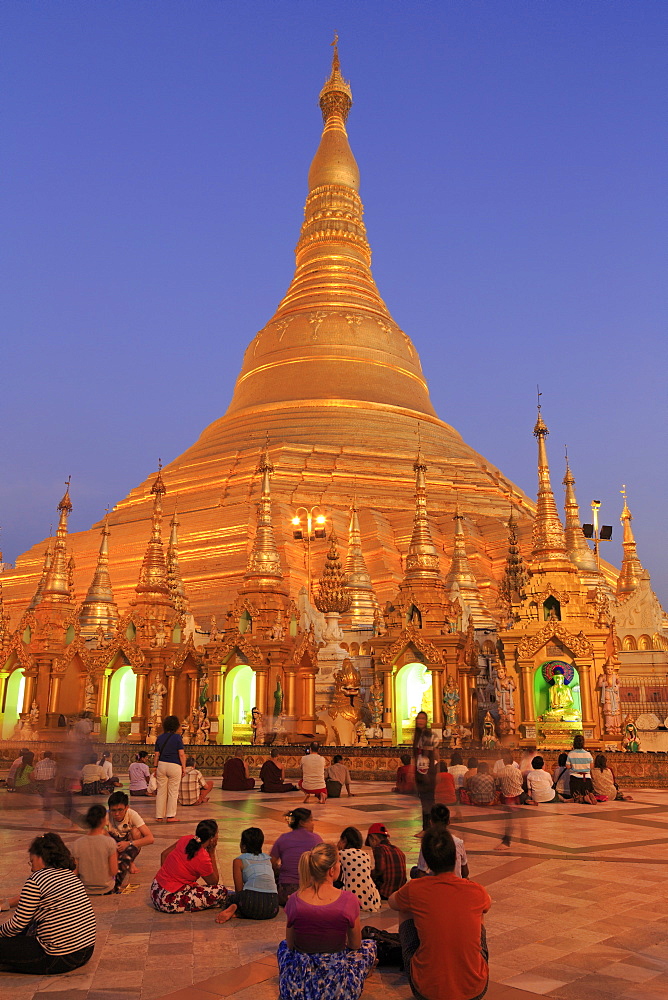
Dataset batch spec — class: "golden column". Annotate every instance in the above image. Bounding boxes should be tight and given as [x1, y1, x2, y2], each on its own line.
[130, 668, 149, 742]
[285, 668, 297, 718]
[574, 657, 595, 728]
[22, 671, 38, 714]
[518, 660, 535, 724]
[431, 668, 443, 727]
[382, 668, 394, 725]
[47, 666, 62, 715]
[255, 668, 268, 716]
[165, 669, 178, 717]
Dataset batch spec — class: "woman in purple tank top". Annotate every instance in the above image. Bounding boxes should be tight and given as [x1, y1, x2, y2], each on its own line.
[277, 842, 376, 1000]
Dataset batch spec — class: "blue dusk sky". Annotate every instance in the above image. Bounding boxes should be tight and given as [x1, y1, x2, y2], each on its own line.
[2, 1, 667, 603]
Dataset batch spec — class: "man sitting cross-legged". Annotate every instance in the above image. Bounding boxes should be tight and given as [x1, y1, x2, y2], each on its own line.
[388, 826, 490, 1000]
[179, 757, 214, 806]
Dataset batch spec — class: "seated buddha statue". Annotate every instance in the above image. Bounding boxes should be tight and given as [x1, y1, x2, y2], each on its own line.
[544, 670, 581, 722]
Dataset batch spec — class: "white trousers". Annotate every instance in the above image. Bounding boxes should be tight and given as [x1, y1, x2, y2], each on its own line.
[156, 761, 182, 819]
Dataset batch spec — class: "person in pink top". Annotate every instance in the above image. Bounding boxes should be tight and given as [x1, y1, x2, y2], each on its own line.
[277, 842, 376, 1000]
[150, 819, 235, 918]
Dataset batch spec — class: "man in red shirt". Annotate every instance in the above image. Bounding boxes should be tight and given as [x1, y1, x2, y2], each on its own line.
[389, 826, 490, 1000]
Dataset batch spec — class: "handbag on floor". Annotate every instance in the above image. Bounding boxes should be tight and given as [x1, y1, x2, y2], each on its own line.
[361, 926, 404, 968]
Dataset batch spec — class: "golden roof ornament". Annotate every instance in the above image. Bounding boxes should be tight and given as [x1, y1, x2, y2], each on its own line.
[318, 33, 353, 123]
[315, 530, 351, 613]
[167, 507, 190, 615]
[134, 465, 171, 603]
[498, 507, 529, 608]
[444, 506, 495, 628]
[28, 544, 52, 611]
[531, 403, 570, 566]
[343, 500, 380, 627]
[42, 480, 74, 604]
[404, 455, 441, 580]
[616, 486, 645, 598]
[563, 456, 599, 575]
[80, 514, 119, 633]
[243, 446, 286, 588]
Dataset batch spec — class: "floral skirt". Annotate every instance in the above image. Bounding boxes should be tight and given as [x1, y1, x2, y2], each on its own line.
[150, 878, 228, 913]
[277, 939, 376, 1000]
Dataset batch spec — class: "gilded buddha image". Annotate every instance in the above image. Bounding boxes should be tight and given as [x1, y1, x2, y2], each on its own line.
[544, 667, 581, 722]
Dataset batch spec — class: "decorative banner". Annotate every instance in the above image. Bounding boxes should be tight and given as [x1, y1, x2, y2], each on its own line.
[541, 660, 575, 685]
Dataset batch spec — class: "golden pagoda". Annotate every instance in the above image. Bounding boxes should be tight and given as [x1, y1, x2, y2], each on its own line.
[2, 42, 539, 625]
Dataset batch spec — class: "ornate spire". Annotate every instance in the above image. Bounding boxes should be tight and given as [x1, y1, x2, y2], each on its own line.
[42, 481, 74, 604]
[167, 508, 190, 614]
[499, 508, 530, 609]
[243, 448, 284, 587]
[28, 544, 52, 611]
[134, 465, 171, 605]
[80, 516, 119, 633]
[563, 457, 599, 575]
[616, 486, 645, 598]
[531, 407, 569, 566]
[315, 530, 351, 613]
[225, 41, 435, 422]
[444, 507, 495, 627]
[343, 501, 380, 627]
[404, 457, 441, 580]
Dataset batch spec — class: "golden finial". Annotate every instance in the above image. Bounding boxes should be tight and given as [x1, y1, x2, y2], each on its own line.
[58, 477, 73, 514]
[616, 484, 644, 598]
[151, 460, 166, 497]
[318, 33, 352, 123]
[331, 32, 340, 74]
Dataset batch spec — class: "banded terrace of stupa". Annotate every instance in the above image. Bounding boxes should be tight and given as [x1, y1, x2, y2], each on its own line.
[5, 46, 580, 624]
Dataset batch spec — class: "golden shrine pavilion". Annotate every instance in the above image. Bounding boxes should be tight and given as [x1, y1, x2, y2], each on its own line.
[1, 45, 666, 750]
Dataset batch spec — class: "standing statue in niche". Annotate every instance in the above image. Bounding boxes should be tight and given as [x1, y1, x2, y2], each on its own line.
[481, 711, 497, 749]
[84, 673, 96, 714]
[273, 678, 284, 719]
[149, 677, 167, 722]
[251, 707, 265, 745]
[494, 665, 516, 734]
[370, 672, 384, 726]
[622, 715, 641, 752]
[195, 706, 211, 745]
[442, 675, 460, 729]
[596, 662, 621, 734]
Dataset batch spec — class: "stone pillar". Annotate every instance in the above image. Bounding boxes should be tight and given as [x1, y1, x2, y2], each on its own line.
[22, 671, 38, 714]
[382, 669, 393, 724]
[518, 660, 535, 724]
[130, 669, 149, 743]
[457, 670, 471, 726]
[166, 671, 178, 717]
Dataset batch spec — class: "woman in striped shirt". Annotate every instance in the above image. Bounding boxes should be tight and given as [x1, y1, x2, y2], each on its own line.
[0, 833, 95, 974]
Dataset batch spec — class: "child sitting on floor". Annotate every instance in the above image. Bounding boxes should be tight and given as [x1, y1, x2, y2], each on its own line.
[72, 805, 118, 895]
[217, 826, 279, 922]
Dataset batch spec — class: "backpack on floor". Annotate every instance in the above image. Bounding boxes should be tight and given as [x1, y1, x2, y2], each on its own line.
[361, 926, 404, 969]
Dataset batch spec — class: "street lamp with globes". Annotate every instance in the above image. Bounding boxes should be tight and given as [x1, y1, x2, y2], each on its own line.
[291, 506, 327, 600]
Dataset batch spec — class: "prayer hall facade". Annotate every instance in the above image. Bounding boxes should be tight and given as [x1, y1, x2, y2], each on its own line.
[1, 47, 667, 752]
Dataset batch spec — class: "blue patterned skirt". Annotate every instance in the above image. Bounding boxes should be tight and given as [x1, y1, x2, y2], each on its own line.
[277, 939, 377, 1000]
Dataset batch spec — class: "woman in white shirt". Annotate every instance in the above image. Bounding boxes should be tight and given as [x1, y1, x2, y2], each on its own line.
[526, 756, 558, 804]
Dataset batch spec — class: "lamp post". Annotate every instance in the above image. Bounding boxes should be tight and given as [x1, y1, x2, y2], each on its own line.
[291, 506, 327, 601]
[582, 500, 612, 571]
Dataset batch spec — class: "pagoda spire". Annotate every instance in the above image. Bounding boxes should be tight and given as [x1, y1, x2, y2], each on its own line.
[343, 501, 380, 628]
[404, 456, 441, 580]
[531, 407, 570, 567]
[133, 465, 171, 605]
[42, 481, 74, 604]
[0, 552, 9, 638]
[499, 508, 530, 609]
[616, 487, 645, 598]
[315, 530, 351, 614]
[167, 507, 190, 614]
[80, 516, 119, 633]
[563, 457, 599, 575]
[444, 507, 495, 627]
[28, 544, 52, 611]
[241, 447, 287, 593]
[225, 39, 436, 421]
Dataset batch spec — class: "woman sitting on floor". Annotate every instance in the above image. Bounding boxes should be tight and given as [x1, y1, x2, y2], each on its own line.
[12, 750, 36, 793]
[270, 807, 323, 907]
[591, 753, 630, 801]
[216, 826, 279, 922]
[150, 818, 236, 919]
[72, 804, 118, 895]
[337, 826, 381, 912]
[277, 842, 377, 1000]
[222, 749, 255, 791]
[0, 833, 95, 975]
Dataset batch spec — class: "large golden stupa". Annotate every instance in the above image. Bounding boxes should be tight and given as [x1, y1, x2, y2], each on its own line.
[5, 46, 536, 623]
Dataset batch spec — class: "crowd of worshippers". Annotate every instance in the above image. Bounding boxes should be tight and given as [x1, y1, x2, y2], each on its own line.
[394, 736, 631, 811]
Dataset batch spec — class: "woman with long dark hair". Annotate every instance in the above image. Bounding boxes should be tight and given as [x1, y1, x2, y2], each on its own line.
[0, 833, 95, 974]
[150, 819, 235, 917]
[270, 807, 323, 907]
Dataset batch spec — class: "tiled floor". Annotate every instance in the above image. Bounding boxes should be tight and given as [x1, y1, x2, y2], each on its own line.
[2, 782, 668, 999]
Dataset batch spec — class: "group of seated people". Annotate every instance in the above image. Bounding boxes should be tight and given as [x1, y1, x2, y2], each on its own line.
[395, 737, 629, 808]
[221, 744, 354, 802]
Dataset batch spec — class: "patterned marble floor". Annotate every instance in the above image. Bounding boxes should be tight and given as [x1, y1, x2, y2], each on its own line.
[2, 780, 668, 1000]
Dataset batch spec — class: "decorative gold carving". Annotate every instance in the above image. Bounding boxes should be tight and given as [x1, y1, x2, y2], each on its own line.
[379, 625, 444, 665]
[517, 622, 593, 658]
